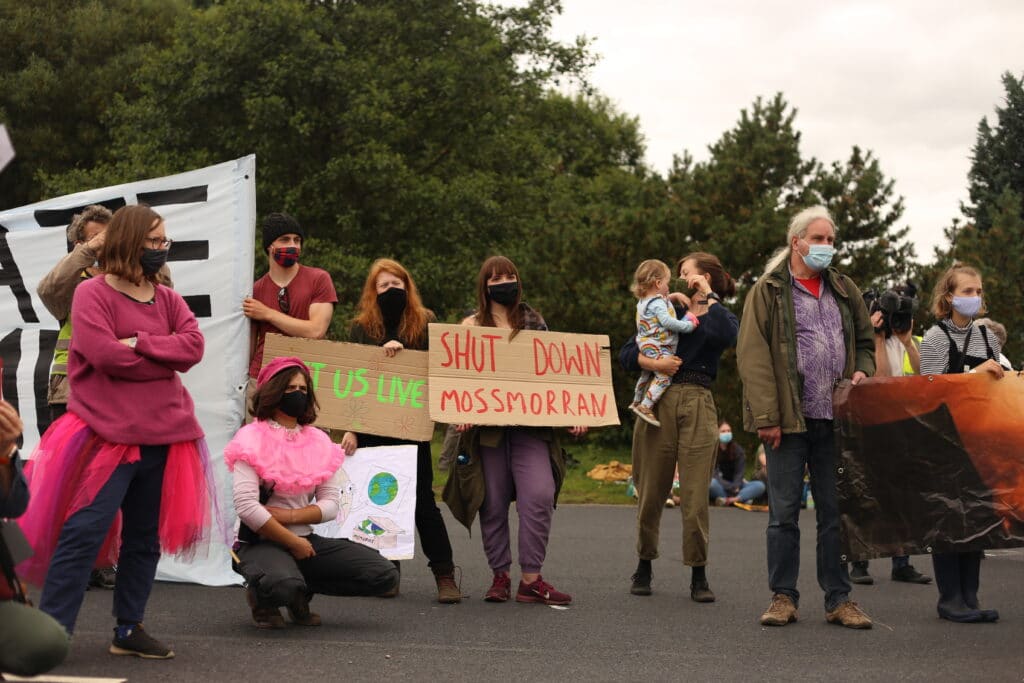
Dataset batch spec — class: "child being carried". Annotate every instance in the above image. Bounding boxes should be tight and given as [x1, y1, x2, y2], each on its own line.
[629, 259, 699, 427]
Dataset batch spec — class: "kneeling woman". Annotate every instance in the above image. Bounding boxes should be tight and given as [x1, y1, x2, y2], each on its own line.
[227, 357, 398, 628]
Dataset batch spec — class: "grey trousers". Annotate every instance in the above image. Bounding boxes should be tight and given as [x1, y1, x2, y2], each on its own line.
[236, 534, 399, 608]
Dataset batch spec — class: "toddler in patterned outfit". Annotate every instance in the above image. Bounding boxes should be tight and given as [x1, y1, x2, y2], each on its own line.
[629, 259, 699, 427]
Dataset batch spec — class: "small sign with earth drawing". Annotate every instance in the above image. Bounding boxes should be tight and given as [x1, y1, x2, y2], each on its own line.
[310, 444, 418, 560]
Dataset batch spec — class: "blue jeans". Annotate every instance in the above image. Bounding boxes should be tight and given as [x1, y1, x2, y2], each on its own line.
[39, 445, 167, 633]
[765, 419, 850, 611]
[708, 479, 766, 503]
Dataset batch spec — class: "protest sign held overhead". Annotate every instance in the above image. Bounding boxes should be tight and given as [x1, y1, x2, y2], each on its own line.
[834, 374, 1024, 562]
[428, 323, 619, 428]
[263, 333, 433, 441]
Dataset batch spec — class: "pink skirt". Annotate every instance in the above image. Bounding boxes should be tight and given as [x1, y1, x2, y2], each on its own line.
[17, 412, 220, 586]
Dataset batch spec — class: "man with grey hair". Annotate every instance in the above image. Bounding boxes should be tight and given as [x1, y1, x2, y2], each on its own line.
[736, 205, 876, 629]
[37, 205, 112, 423]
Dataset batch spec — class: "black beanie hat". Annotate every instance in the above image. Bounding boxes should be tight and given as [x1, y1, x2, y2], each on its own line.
[261, 212, 305, 250]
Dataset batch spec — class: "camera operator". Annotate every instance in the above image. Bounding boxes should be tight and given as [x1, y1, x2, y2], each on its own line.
[0, 400, 70, 677]
[847, 284, 932, 586]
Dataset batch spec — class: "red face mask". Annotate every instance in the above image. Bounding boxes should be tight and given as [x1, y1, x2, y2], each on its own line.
[272, 246, 300, 267]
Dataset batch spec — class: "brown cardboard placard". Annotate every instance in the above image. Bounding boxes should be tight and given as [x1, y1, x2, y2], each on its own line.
[427, 323, 620, 427]
[262, 334, 433, 441]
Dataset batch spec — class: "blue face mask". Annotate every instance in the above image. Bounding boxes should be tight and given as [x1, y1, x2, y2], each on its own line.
[800, 241, 835, 272]
[952, 296, 982, 318]
[719, 432, 733, 445]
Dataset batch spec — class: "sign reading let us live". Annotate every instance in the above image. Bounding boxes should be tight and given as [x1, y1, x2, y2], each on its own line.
[427, 323, 620, 428]
[262, 334, 433, 441]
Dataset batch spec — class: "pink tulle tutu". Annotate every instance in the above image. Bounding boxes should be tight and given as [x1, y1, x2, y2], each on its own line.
[224, 420, 344, 494]
[17, 412, 221, 586]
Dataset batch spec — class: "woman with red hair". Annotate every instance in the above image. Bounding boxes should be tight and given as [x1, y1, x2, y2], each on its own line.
[343, 258, 461, 604]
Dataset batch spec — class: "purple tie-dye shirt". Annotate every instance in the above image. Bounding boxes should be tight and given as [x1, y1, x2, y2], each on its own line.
[791, 275, 845, 419]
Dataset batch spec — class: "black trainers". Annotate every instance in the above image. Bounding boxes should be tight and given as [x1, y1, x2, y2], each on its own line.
[891, 564, 932, 584]
[109, 623, 174, 659]
[630, 560, 652, 596]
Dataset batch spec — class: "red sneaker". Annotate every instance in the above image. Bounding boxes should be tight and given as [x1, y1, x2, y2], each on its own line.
[516, 576, 572, 605]
[484, 572, 511, 602]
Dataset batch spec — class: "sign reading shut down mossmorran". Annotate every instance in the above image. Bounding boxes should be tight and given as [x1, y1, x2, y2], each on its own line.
[427, 323, 619, 427]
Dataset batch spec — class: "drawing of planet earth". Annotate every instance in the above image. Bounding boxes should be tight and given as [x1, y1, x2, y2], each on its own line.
[367, 472, 399, 506]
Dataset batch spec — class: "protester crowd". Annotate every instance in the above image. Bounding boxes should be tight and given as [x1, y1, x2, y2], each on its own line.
[0, 203, 1017, 675]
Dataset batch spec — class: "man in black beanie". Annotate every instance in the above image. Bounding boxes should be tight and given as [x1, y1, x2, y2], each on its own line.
[242, 212, 337, 417]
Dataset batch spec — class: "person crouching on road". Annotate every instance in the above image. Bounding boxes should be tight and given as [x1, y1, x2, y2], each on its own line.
[227, 357, 399, 629]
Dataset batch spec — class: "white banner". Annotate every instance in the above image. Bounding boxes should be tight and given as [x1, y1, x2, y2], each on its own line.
[312, 445, 418, 561]
[0, 156, 257, 585]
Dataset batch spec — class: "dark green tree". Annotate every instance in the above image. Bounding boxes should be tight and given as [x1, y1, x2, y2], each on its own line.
[0, 0, 188, 207]
[962, 72, 1024, 233]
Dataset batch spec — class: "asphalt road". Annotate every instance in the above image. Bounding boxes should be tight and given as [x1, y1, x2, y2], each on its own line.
[29, 505, 1024, 682]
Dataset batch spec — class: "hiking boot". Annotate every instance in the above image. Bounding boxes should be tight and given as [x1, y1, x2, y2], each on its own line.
[690, 578, 716, 603]
[631, 404, 661, 427]
[630, 560, 652, 596]
[246, 586, 285, 629]
[109, 624, 174, 659]
[516, 576, 572, 605]
[484, 572, 511, 602]
[760, 594, 798, 626]
[849, 562, 874, 585]
[891, 564, 932, 584]
[286, 593, 321, 626]
[433, 565, 463, 604]
[89, 567, 116, 590]
[826, 600, 873, 629]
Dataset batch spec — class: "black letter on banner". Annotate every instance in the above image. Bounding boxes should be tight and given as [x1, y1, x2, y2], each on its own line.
[0, 224, 40, 323]
[0, 329, 23, 445]
[182, 295, 212, 318]
[35, 199, 128, 253]
[35, 330, 58, 436]
[138, 186, 208, 206]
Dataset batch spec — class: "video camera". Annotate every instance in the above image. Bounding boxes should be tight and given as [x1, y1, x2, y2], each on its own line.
[862, 282, 917, 337]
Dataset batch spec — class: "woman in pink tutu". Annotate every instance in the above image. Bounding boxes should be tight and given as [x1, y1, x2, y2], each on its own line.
[18, 204, 216, 660]
[227, 357, 398, 629]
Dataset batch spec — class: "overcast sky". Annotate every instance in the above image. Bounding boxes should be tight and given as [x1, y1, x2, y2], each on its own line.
[510, 0, 1024, 262]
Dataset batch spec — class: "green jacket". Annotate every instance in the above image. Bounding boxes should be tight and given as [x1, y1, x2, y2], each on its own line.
[442, 426, 566, 532]
[736, 261, 875, 435]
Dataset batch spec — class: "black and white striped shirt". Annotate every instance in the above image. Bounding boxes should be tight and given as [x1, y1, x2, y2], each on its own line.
[919, 320, 1001, 376]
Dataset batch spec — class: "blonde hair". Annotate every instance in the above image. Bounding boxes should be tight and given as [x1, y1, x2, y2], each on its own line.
[763, 205, 836, 276]
[931, 262, 986, 319]
[630, 259, 670, 298]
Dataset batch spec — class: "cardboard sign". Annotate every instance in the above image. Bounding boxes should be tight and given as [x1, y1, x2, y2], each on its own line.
[427, 323, 619, 427]
[311, 444, 418, 560]
[262, 333, 434, 441]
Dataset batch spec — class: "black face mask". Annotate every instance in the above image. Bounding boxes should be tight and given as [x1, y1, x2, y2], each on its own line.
[377, 287, 408, 327]
[278, 390, 308, 418]
[140, 248, 169, 276]
[488, 282, 519, 307]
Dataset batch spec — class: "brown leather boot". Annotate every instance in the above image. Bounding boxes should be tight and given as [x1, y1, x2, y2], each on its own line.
[433, 564, 462, 604]
[286, 592, 322, 627]
[246, 587, 285, 629]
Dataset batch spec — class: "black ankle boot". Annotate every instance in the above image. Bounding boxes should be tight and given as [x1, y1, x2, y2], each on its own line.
[630, 559, 652, 596]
